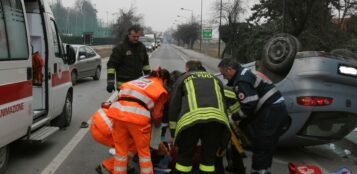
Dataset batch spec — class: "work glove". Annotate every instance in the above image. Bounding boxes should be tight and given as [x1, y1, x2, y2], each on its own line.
[106, 82, 115, 93]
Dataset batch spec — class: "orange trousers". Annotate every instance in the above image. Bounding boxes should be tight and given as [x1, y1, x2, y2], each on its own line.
[112, 120, 153, 174]
[102, 141, 137, 173]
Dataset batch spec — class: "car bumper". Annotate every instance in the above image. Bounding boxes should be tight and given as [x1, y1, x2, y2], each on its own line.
[279, 111, 357, 147]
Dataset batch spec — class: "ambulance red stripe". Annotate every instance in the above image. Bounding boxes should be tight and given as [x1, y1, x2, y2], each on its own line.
[52, 70, 71, 87]
[0, 80, 32, 105]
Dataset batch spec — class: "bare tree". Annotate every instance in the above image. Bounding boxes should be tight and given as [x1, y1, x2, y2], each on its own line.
[173, 23, 200, 49]
[112, 6, 143, 43]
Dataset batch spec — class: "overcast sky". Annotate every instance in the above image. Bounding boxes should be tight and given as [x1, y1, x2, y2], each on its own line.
[60, 0, 256, 32]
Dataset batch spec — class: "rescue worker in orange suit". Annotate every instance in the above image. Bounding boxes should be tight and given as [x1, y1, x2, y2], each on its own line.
[218, 58, 289, 174]
[107, 68, 170, 174]
[169, 60, 231, 174]
[106, 25, 150, 93]
[90, 108, 138, 174]
[32, 51, 44, 86]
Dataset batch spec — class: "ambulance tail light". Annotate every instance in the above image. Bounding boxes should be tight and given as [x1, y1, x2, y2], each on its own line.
[297, 96, 333, 106]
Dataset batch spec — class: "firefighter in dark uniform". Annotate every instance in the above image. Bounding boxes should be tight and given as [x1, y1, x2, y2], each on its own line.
[106, 25, 150, 93]
[169, 60, 231, 174]
[218, 58, 289, 174]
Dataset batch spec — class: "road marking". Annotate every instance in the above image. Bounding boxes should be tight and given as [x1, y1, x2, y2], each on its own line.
[170, 45, 188, 62]
[40, 123, 90, 174]
[40, 92, 118, 174]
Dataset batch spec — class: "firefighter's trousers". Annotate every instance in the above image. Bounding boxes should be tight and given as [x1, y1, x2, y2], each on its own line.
[174, 122, 225, 174]
[112, 120, 153, 174]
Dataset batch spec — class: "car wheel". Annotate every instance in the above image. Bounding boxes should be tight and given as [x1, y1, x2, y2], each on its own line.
[0, 145, 9, 174]
[51, 93, 72, 128]
[71, 70, 77, 85]
[93, 67, 101, 80]
[262, 33, 300, 74]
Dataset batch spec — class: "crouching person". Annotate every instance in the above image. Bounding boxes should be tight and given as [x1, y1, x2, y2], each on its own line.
[107, 68, 170, 174]
[90, 108, 137, 174]
[169, 60, 231, 174]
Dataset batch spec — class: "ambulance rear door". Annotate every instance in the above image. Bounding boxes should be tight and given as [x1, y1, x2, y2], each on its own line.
[0, 0, 33, 148]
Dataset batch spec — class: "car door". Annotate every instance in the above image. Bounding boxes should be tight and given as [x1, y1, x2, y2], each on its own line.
[48, 19, 71, 116]
[76, 46, 89, 78]
[85, 46, 99, 75]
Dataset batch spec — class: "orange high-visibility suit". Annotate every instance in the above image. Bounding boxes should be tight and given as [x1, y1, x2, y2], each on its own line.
[107, 76, 169, 174]
[32, 51, 44, 86]
[90, 108, 137, 173]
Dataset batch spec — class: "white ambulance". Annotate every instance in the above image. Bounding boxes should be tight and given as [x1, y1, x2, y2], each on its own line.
[0, 0, 76, 172]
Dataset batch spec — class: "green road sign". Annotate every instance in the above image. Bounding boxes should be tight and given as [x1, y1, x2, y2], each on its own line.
[202, 28, 212, 40]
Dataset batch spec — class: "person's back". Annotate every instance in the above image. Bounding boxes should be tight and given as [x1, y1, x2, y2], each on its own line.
[169, 60, 231, 174]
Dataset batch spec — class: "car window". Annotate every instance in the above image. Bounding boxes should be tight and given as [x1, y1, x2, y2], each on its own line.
[78, 47, 86, 60]
[0, 0, 29, 60]
[85, 46, 96, 58]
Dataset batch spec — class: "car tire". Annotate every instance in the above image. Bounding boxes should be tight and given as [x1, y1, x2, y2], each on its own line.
[71, 70, 77, 85]
[262, 33, 300, 74]
[0, 145, 9, 174]
[51, 93, 72, 128]
[93, 67, 101, 80]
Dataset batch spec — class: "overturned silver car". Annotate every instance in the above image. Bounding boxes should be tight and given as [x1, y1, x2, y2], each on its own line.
[242, 34, 357, 146]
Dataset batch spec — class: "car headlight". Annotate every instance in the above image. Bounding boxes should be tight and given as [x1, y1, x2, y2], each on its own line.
[338, 64, 357, 77]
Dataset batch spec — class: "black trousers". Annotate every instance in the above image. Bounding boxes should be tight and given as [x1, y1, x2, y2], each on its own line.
[250, 102, 289, 174]
[225, 142, 246, 174]
[174, 122, 225, 174]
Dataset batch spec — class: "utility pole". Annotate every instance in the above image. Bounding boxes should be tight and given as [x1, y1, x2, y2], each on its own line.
[218, 0, 223, 58]
[200, 0, 203, 51]
[282, 0, 286, 32]
[106, 11, 109, 36]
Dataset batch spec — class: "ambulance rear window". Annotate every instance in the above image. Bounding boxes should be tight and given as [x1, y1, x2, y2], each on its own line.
[0, 0, 29, 60]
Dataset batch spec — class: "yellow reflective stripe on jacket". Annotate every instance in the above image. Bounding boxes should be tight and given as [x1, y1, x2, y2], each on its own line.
[175, 163, 192, 172]
[108, 68, 115, 74]
[214, 80, 224, 112]
[175, 107, 229, 137]
[143, 65, 150, 71]
[185, 80, 197, 111]
[228, 102, 240, 115]
[199, 164, 215, 172]
[224, 89, 237, 99]
[169, 121, 177, 129]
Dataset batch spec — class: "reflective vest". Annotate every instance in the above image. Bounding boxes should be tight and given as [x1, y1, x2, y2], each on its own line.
[108, 77, 169, 125]
[90, 108, 114, 147]
[169, 71, 230, 139]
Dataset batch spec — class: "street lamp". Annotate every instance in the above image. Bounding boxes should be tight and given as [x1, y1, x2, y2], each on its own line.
[200, 0, 203, 52]
[218, 0, 223, 58]
[180, 7, 194, 22]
